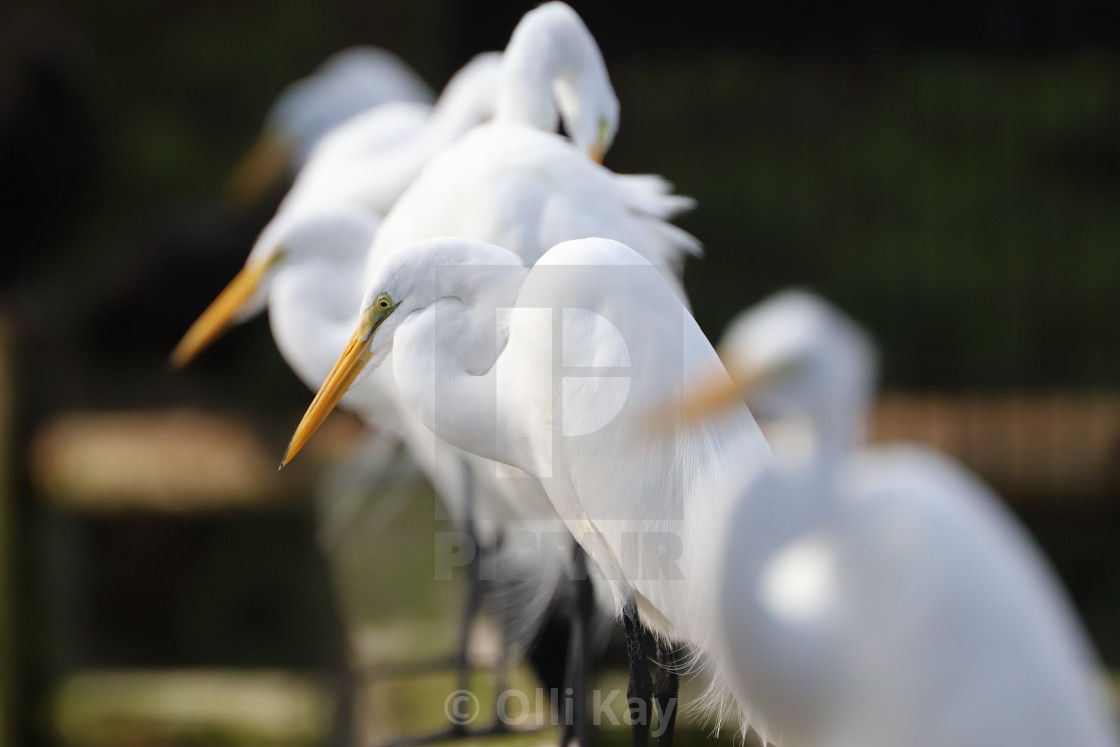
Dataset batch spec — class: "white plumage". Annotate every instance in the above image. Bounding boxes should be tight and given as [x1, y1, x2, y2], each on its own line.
[287, 235, 774, 696]
[696, 290, 1119, 747]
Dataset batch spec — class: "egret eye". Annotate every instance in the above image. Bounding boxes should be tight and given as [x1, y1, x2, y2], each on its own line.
[597, 117, 610, 146]
[375, 293, 393, 310]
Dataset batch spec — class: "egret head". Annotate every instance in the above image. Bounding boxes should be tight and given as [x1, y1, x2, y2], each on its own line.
[557, 73, 619, 165]
[281, 238, 524, 467]
[677, 290, 877, 426]
[170, 205, 378, 368]
[498, 2, 619, 162]
[226, 47, 433, 206]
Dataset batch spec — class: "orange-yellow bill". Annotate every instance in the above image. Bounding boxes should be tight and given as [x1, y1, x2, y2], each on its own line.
[169, 259, 273, 368]
[280, 324, 373, 469]
[648, 359, 756, 436]
[678, 363, 754, 425]
[589, 143, 606, 165]
[224, 131, 292, 208]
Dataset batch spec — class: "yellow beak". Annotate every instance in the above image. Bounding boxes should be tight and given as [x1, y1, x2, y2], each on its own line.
[224, 131, 292, 208]
[280, 305, 390, 468]
[170, 259, 273, 368]
[648, 353, 761, 435]
[676, 362, 755, 426]
[589, 143, 606, 165]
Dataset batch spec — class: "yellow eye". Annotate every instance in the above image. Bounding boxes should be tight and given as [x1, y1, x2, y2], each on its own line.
[375, 294, 392, 310]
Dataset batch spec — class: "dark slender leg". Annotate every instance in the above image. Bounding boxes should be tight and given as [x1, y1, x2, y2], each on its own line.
[482, 533, 509, 736]
[451, 459, 480, 733]
[622, 597, 653, 747]
[652, 640, 680, 747]
[559, 546, 595, 747]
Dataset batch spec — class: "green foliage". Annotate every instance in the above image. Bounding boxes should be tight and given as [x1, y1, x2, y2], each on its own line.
[610, 53, 1120, 389]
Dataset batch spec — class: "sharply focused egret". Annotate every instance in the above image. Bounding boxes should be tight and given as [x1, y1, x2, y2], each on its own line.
[283, 237, 775, 744]
[226, 46, 433, 206]
[684, 290, 1120, 747]
[315, 4, 702, 737]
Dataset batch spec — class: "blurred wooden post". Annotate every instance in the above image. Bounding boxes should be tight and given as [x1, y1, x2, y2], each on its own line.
[26, 407, 366, 745]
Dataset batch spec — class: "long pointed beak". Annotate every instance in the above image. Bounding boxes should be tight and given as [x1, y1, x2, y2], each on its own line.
[678, 362, 754, 425]
[650, 357, 755, 435]
[224, 132, 292, 208]
[170, 260, 272, 368]
[280, 318, 378, 469]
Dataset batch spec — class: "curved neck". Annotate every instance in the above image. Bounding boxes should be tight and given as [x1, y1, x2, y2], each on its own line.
[391, 265, 533, 473]
[805, 392, 871, 476]
[809, 403, 863, 473]
[494, 6, 600, 131]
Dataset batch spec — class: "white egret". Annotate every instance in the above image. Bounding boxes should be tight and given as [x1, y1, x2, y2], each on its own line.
[226, 45, 433, 206]
[316, 4, 701, 738]
[173, 46, 582, 741]
[170, 203, 379, 384]
[364, 1, 701, 285]
[186, 5, 705, 740]
[685, 290, 1120, 747]
[171, 50, 504, 385]
[283, 237, 775, 744]
[340, 4, 702, 736]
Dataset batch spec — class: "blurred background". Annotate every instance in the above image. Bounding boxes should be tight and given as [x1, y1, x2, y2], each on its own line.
[2, 0, 1119, 744]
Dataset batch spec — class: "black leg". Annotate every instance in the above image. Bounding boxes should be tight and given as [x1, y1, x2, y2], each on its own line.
[452, 459, 480, 731]
[574, 549, 595, 747]
[485, 535, 510, 735]
[652, 640, 680, 747]
[559, 546, 595, 747]
[622, 597, 653, 747]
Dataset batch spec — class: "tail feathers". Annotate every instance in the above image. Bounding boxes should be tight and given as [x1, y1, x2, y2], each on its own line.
[614, 173, 697, 219]
[614, 172, 704, 262]
[647, 218, 704, 260]
[685, 651, 776, 747]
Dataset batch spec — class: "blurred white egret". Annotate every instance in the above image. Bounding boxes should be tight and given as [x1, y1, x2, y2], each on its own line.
[171, 52, 503, 381]
[279, 52, 502, 216]
[226, 46, 433, 206]
[364, 1, 701, 284]
[283, 237, 775, 743]
[686, 290, 1120, 747]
